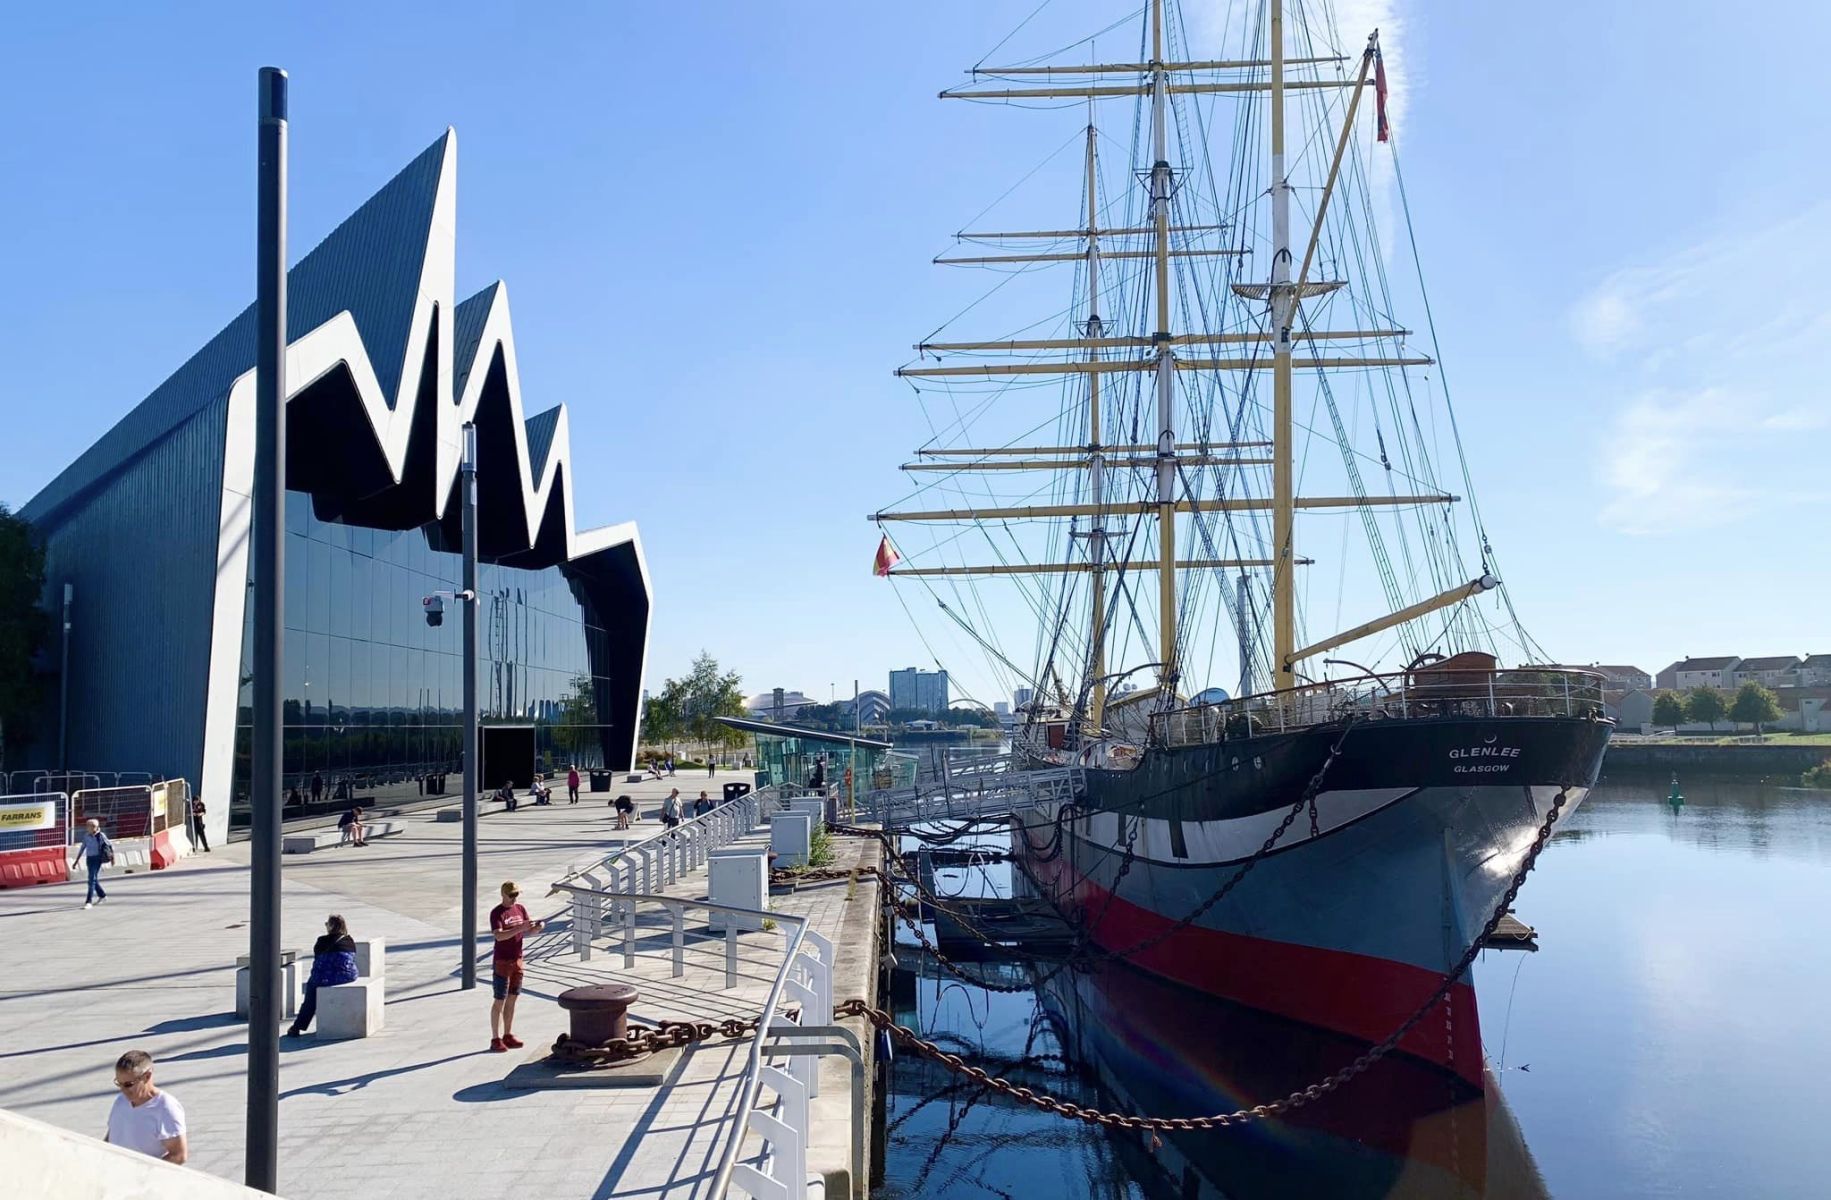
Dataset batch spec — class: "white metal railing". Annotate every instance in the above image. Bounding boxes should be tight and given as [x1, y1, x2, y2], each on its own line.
[548, 889, 858, 1197]
[1151, 667, 1610, 748]
[548, 786, 865, 1198]
[551, 788, 770, 896]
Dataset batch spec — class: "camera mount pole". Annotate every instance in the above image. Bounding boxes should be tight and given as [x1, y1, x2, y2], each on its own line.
[460, 421, 479, 990]
[248, 65, 287, 1194]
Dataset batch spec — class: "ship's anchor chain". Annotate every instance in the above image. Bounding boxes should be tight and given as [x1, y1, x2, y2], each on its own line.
[1075, 715, 1361, 967]
[548, 1010, 795, 1066]
[835, 784, 1574, 1134]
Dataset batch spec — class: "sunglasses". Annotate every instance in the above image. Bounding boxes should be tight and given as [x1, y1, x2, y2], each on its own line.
[115, 1074, 148, 1089]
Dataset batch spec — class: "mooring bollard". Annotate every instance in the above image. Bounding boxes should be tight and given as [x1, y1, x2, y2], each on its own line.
[557, 983, 639, 1045]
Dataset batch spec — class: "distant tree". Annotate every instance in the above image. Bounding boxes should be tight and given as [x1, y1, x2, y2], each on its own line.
[642, 680, 684, 754]
[1650, 691, 1686, 728]
[641, 665, 746, 759]
[1684, 686, 1729, 731]
[1728, 682, 1783, 734]
[0, 504, 49, 769]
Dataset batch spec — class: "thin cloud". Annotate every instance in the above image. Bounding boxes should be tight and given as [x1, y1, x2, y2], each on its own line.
[1580, 207, 1831, 533]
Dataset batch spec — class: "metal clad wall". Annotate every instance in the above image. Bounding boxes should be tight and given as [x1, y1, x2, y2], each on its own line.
[31, 395, 231, 784]
[21, 135, 445, 527]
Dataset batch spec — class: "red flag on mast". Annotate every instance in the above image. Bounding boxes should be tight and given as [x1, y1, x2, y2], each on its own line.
[873, 534, 901, 577]
[1374, 49, 1391, 143]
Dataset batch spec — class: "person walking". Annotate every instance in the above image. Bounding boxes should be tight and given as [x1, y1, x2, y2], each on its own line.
[188, 796, 210, 853]
[105, 1050, 187, 1165]
[694, 791, 713, 818]
[661, 788, 683, 829]
[488, 881, 544, 1052]
[72, 819, 114, 909]
[707, 759, 716, 778]
[287, 915, 359, 1038]
[311, 771, 324, 804]
[666, 757, 676, 778]
[566, 765, 581, 804]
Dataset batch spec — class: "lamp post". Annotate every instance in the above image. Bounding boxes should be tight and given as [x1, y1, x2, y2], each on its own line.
[246, 64, 288, 1195]
[460, 422, 479, 989]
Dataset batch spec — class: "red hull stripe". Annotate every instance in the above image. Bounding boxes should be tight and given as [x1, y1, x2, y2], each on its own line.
[1077, 878, 1484, 1087]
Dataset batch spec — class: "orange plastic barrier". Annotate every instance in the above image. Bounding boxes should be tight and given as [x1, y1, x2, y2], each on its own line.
[0, 847, 71, 889]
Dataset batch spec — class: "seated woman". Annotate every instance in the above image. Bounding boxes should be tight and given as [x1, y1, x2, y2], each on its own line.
[287, 914, 359, 1037]
[337, 806, 367, 847]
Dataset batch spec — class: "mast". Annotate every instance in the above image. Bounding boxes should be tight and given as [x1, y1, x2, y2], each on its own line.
[1269, 0, 1297, 692]
[1083, 110, 1109, 731]
[1149, 0, 1179, 688]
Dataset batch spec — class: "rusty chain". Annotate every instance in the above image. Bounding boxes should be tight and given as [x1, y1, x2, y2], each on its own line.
[836, 784, 1574, 1132]
[549, 1009, 798, 1065]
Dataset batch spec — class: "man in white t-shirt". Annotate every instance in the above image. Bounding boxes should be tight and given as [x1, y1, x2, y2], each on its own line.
[105, 1050, 187, 1164]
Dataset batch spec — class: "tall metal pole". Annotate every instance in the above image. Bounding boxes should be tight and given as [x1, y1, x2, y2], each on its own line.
[461, 422, 479, 990]
[1148, 0, 1180, 688]
[1269, 0, 1297, 692]
[57, 583, 72, 771]
[246, 65, 287, 1195]
[1083, 112, 1109, 732]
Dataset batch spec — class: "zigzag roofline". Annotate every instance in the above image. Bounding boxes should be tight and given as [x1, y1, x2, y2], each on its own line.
[24, 129, 642, 589]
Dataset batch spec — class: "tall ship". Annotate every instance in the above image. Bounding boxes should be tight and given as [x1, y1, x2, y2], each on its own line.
[871, 0, 1611, 1086]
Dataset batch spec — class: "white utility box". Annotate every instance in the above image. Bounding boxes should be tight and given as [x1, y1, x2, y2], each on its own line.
[771, 811, 814, 870]
[786, 798, 826, 831]
[707, 848, 768, 932]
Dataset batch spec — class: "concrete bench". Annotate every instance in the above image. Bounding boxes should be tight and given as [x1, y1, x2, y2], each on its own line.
[354, 937, 386, 981]
[234, 950, 302, 1019]
[434, 808, 462, 823]
[315, 979, 384, 1040]
[282, 820, 404, 854]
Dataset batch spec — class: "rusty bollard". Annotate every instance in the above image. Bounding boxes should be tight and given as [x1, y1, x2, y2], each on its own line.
[558, 983, 639, 1045]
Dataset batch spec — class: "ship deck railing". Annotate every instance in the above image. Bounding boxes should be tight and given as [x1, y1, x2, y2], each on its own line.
[1151, 667, 1609, 749]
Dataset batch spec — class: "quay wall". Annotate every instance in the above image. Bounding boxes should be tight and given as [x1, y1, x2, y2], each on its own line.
[1602, 742, 1830, 777]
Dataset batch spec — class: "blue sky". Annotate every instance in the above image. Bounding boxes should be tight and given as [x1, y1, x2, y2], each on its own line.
[2, 2, 1825, 705]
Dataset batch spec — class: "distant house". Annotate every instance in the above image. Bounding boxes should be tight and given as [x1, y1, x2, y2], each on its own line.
[1590, 664, 1652, 691]
[1773, 687, 1831, 734]
[1605, 687, 1656, 730]
[1662, 656, 1742, 691]
[1798, 654, 1831, 687]
[1732, 656, 1802, 688]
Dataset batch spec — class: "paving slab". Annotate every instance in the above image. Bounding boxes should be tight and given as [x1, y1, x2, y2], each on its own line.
[0, 772, 880, 1199]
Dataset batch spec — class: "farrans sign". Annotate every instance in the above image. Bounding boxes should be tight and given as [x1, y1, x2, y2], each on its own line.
[0, 801, 58, 833]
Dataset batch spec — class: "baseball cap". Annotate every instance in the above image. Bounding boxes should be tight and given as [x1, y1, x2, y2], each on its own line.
[501, 880, 520, 897]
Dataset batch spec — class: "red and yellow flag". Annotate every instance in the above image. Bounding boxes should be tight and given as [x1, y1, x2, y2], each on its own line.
[873, 534, 901, 577]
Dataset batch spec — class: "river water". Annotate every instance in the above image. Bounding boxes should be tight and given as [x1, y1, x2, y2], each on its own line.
[878, 776, 1831, 1198]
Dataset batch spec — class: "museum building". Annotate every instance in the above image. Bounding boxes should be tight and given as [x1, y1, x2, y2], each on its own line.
[16, 130, 651, 844]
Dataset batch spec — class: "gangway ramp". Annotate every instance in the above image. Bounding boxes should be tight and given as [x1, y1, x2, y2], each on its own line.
[862, 754, 1084, 830]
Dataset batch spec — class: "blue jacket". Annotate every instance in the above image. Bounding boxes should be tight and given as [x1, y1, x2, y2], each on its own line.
[308, 935, 359, 987]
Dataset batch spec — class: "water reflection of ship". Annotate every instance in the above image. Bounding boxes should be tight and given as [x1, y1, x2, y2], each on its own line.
[1036, 958, 1550, 1200]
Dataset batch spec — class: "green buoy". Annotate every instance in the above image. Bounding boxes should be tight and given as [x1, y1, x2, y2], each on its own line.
[1667, 772, 1685, 809]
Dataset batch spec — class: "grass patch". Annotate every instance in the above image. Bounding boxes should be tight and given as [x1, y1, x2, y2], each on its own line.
[809, 823, 836, 868]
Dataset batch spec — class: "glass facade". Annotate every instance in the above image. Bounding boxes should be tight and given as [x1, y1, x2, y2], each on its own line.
[749, 726, 918, 801]
[230, 490, 619, 817]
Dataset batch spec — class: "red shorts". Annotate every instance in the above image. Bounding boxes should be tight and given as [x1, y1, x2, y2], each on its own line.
[491, 961, 524, 1000]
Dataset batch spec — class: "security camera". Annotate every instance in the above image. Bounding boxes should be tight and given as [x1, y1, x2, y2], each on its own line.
[422, 594, 445, 627]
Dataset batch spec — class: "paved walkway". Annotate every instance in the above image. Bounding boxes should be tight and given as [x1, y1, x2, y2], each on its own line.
[0, 771, 880, 1199]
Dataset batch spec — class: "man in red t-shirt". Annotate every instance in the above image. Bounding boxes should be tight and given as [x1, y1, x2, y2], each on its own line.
[488, 880, 545, 1052]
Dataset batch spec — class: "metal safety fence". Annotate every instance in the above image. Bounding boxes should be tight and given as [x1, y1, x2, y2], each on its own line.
[0, 791, 72, 854]
[72, 780, 189, 840]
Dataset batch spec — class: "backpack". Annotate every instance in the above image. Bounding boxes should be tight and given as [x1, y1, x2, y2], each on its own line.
[99, 833, 115, 864]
